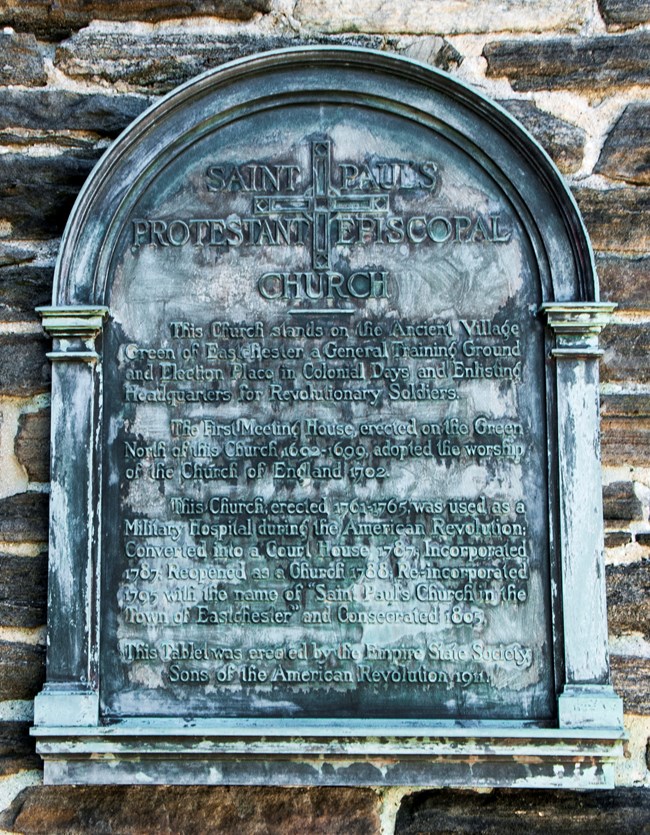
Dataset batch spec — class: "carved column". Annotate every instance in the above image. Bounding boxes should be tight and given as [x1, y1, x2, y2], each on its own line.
[33, 306, 108, 726]
[541, 302, 623, 729]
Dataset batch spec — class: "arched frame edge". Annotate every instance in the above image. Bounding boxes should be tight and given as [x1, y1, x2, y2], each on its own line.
[51, 46, 598, 307]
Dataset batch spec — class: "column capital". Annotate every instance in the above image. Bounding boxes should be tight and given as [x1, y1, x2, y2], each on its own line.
[539, 302, 616, 358]
[37, 305, 109, 338]
[37, 305, 109, 362]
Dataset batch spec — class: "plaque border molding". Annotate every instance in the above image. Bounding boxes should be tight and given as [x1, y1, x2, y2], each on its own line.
[32, 47, 624, 789]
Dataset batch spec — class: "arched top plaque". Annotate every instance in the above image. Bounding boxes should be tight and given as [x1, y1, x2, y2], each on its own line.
[54, 47, 597, 306]
[34, 48, 622, 788]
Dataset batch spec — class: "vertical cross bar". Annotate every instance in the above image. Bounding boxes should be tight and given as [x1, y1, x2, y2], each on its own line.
[312, 140, 332, 269]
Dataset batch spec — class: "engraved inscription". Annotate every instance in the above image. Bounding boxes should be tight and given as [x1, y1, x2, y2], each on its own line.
[101, 123, 551, 720]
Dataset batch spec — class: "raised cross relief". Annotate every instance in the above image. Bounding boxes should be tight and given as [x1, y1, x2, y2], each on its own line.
[253, 139, 391, 269]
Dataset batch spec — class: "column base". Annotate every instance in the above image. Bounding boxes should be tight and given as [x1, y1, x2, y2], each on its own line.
[34, 684, 99, 727]
[558, 685, 624, 729]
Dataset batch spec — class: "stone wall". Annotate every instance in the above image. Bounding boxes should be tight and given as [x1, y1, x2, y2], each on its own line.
[0, 0, 648, 831]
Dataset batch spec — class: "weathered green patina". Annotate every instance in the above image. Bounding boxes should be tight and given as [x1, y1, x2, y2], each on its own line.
[32, 47, 623, 787]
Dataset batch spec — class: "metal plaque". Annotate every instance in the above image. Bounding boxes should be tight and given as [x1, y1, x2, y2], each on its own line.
[33, 48, 623, 787]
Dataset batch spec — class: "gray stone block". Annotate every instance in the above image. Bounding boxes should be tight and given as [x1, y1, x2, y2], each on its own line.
[293, 0, 589, 35]
[484, 33, 650, 91]
[0, 0, 271, 41]
[0, 641, 45, 701]
[0, 493, 49, 544]
[0, 722, 40, 777]
[0, 334, 50, 395]
[0, 90, 154, 136]
[55, 32, 387, 92]
[604, 531, 633, 548]
[498, 99, 585, 173]
[0, 32, 46, 86]
[601, 393, 650, 419]
[393, 36, 463, 73]
[596, 103, 650, 185]
[0, 243, 46, 268]
[0, 265, 54, 321]
[602, 482, 644, 522]
[598, 0, 650, 30]
[395, 788, 650, 833]
[0, 151, 101, 238]
[0, 244, 54, 321]
[0, 554, 48, 628]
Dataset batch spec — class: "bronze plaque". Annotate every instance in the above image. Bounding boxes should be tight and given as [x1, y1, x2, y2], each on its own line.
[100, 102, 553, 720]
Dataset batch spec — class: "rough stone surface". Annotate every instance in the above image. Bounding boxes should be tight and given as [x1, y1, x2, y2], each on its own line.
[0, 243, 47, 269]
[0, 130, 106, 150]
[0, 32, 46, 86]
[0, 334, 50, 396]
[596, 104, 650, 185]
[0, 265, 54, 321]
[0, 0, 271, 40]
[293, 0, 589, 35]
[391, 36, 461, 72]
[603, 482, 644, 522]
[395, 788, 650, 833]
[55, 32, 388, 92]
[14, 410, 50, 483]
[498, 99, 585, 173]
[574, 187, 650, 254]
[0, 90, 154, 136]
[0, 786, 381, 834]
[0, 641, 45, 701]
[0, 554, 47, 628]
[596, 254, 650, 309]
[0, 4, 644, 820]
[605, 531, 633, 548]
[607, 560, 650, 639]
[598, 0, 650, 30]
[0, 150, 101, 238]
[601, 394, 650, 467]
[601, 393, 650, 418]
[0, 493, 49, 544]
[484, 33, 650, 91]
[610, 655, 650, 714]
[600, 323, 650, 384]
[0, 722, 39, 777]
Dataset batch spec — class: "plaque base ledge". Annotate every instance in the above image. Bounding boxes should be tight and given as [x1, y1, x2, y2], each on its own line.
[32, 719, 625, 789]
[32, 716, 626, 739]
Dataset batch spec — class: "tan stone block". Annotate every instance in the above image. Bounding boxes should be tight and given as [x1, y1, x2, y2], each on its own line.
[607, 560, 650, 640]
[597, 255, 650, 310]
[574, 187, 650, 254]
[294, 0, 588, 35]
[611, 655, 650, 714]
[14, 410, 50, 484]
[0, 786, 381, 834]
